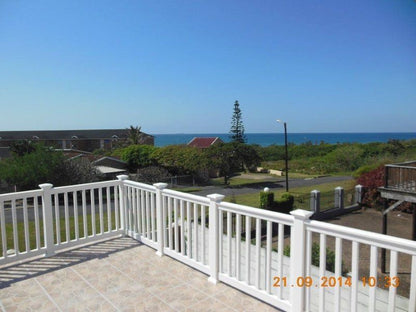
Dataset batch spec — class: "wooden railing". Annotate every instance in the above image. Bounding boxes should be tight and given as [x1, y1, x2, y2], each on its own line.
[385, 161, 416, 193]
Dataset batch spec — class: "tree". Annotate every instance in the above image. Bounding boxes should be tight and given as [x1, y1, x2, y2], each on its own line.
[229, 100, 246, 143]
[9, 140, 37, 156]
[0, 144, 99, 191]
[234, 143, 261, 171]
[151, 145, 209, 177]
[127, 125, 143, 145]
[205, 142, 261, 184]
[119, 144, 157, 172]
[205, 142, 240, 184]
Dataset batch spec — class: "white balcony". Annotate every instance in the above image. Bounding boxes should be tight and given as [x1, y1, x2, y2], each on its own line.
[0, 177, 415, 311]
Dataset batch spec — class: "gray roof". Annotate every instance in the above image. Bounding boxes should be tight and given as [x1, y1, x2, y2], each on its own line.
[0, 129, 153, 141]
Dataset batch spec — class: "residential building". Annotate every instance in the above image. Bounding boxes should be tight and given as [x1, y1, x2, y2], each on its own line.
[0, 129, 154, 153]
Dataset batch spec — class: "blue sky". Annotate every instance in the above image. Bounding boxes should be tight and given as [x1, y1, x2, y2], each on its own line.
[1, 0, 415, 134]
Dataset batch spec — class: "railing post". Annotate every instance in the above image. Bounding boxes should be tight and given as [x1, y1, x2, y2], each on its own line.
[310, 190, 320, 215]
[39, 183, 55, 257]
[290, 209, 313, 312]
[334, 186, 344, 211]
[207, 193, 225, 284]
[117, 175, 129, 235]
[355, 184, 363, 205]
[154, 183, 168, 257]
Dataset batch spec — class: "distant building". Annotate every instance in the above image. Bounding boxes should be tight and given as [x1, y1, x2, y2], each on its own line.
[187, 137, 223, 149]
[0, 129, 154, 153]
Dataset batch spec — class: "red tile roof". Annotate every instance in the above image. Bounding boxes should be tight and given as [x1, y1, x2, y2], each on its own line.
[187, 137, 223, 148]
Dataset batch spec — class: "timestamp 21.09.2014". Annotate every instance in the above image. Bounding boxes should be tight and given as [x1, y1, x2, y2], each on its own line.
[273, 276, 400, 288]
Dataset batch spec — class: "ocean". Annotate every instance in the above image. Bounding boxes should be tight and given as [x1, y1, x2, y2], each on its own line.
[154, 132, 416, 147]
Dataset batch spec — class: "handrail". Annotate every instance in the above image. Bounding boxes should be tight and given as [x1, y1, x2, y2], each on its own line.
[307, 220, 416, 255]
[0, 189, 43, 201]
[219, 201, 294, 225]
[162, 188, 210, 205]
[123, 179, 157, 192]
[51, 180, 120, 193]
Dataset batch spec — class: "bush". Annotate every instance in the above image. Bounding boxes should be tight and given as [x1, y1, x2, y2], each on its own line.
[134, 166, 171, 184]
[119, 145, 156, 172]
[0, 145, 100, 191]
[259, 191, 294, 213]
[284, 243, 348, 275]
[274, 192, 294, 213]
[260, 191, 274, 209]
[356, 165, 385, 209]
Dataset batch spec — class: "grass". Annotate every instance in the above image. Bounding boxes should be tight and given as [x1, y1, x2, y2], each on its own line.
[224, 179, 356, 210]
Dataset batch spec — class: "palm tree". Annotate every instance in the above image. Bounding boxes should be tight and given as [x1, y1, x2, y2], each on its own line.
[127, 125, 143, 145]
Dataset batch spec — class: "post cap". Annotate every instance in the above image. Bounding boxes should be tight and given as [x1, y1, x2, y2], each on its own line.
[290, 209, 314, 220]
[153, 182, 168, 189]
[117, 175, 129, 181]
[263, 187, 270, 192]
[39, 183, 53, 190]
[207, 194, 225, 202]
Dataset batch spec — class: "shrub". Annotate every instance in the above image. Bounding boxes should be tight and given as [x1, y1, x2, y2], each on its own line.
[356, 165, 385, 209]
[284, 243, 348, 275]
[274, 192, 294, 213]
[134, 166, 170, 184]
[259, 191, 294, 213]
[119, 145, 156, 172]
[0, 145, 100, 191]
[260, 191, 274, 209]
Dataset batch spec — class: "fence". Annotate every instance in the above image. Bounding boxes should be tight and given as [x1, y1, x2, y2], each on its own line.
[0, 177, 415, 312]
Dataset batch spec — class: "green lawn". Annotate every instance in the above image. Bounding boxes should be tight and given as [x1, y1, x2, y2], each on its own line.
[224, 179, 356, 211]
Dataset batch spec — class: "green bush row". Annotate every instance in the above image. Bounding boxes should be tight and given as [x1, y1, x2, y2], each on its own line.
[260, 191, 294, 214]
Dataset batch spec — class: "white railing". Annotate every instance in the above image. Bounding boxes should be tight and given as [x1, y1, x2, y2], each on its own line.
[1, 176, 416, 312]
[0, 180, 124, 266]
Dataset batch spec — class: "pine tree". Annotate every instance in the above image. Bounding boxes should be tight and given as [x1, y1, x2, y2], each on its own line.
[229, 100, 246, 143]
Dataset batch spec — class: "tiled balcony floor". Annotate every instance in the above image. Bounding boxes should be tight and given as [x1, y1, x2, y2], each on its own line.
[0, 237, 279, 312]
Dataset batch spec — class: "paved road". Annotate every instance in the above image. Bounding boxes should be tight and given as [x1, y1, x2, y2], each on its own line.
[192, 176, 353, 197]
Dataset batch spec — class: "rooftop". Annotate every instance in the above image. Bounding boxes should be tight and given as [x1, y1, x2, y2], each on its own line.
[187, 137, 222, 148]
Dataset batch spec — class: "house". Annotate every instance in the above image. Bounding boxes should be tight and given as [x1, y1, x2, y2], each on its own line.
[0, 129, 154, 154]
[187, 137, 223, 148]
[92, 156, 128, 178]
[60, 151, 128, 178]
